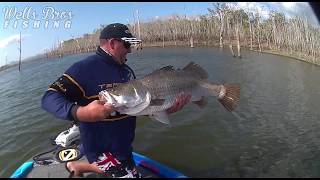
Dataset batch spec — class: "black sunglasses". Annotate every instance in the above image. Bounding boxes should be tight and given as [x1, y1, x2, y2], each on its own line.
[114, 39, 131, 49]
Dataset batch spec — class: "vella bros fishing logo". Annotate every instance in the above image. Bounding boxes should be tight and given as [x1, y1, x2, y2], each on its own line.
[2, 6, 72, 29]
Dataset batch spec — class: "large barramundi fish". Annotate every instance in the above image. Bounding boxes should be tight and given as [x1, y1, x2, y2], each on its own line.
[99, 62, 240, 124]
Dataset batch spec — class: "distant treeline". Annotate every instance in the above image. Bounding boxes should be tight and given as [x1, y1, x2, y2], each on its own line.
[46, 3, 320, 66]
[0, 63, 19, 71]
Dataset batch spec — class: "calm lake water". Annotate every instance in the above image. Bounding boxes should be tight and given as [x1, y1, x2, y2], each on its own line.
[1, 47, 320, 177]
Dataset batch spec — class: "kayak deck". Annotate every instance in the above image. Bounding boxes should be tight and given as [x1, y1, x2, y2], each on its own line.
[26, 163, 159, 178]
[11, 152, 187, 178]
[26, 156, 159, 178]
[10, 124, 187, 178]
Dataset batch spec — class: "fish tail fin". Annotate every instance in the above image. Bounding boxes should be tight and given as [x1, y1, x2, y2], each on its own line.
[217, 84, 240, 111]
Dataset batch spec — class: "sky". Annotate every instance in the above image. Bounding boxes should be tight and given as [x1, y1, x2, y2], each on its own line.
[0, 2, 318, 67]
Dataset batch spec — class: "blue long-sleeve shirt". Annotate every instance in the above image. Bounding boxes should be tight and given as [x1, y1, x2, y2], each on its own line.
[41, 47, 137, 163]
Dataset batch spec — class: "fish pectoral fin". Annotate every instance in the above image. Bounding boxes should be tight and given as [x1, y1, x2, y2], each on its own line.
[149, 111, 170, 125]
[149, 99, 166, 106]
[193, 96, 208, 108]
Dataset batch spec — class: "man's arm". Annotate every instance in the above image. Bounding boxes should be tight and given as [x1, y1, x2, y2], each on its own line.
[42, 88, 115, 123]
[41, 90, 77, 121]
[44, 91, 118, 124]
[75, 100, 114, 122]
[41, 72, 84, 122]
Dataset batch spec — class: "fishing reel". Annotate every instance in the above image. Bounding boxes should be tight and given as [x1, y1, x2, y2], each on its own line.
[33, 123, 83, 165]
[54, 123, 81, 148]
[53, 123, 83, 163]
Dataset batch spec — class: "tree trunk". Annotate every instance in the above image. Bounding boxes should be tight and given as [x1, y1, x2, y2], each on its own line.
[236, 24, 241, 58]
[227, 16, 235, 57]
[249, 21, 253, 50]
[190, 36, 194, 48]
[257, 16, 262, 52]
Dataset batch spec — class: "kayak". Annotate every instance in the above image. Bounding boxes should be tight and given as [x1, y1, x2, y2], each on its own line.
[10, 124, 187, 178]
[10, 152, 187, 178]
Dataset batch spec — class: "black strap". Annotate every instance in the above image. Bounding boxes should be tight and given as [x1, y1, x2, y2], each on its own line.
[32, 146, 60, 165]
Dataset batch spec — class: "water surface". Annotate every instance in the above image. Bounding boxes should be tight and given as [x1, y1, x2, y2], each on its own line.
[1, 47, 320, 177]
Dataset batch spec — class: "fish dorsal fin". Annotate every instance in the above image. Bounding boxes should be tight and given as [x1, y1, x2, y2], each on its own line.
[182, 62, 208, 79]
[151, 65, 175, 74]
[144, 65, 175, 78]
[158, 65, 175, 71]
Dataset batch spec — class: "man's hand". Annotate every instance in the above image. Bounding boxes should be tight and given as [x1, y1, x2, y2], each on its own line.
[76, 100, 114, 122]
[166, 93, 191, 114]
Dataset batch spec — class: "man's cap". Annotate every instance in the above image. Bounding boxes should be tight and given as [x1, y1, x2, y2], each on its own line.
[100, 23, 142, 45]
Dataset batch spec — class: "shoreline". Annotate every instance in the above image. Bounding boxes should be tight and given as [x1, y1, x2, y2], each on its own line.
[140, 44, 320, 67]
[251, 49, 320, 67]
[1, 45, 319, 73]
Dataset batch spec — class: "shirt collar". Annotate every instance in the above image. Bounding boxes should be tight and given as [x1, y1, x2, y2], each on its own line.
[100, 46, 113, 56]
[96, 46, 121, 66]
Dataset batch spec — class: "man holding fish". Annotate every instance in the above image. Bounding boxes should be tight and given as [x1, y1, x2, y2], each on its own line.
[41, 23, 192, 178]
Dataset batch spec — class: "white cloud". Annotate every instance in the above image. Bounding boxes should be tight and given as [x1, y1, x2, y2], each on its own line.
[233, 2, 318, 25]
[274, 2, 318, 25]
[0, 34, 31, 49]
[0, 34, 20, 49]
[232, 2, 260, 11]
[256, 5, 271, 20]
[226, 2, 270, 20]
[281, 2, 298, 9]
